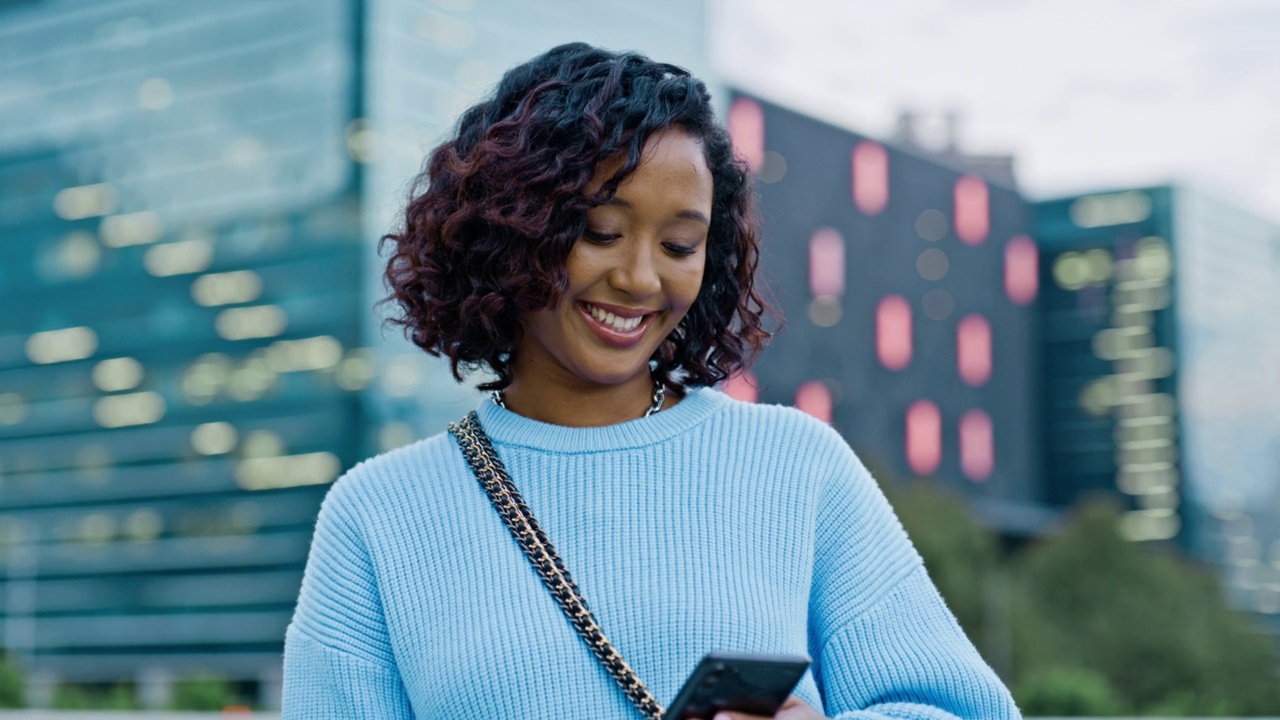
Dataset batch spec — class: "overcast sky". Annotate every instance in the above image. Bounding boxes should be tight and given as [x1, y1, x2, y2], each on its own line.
[710, 0, 1280, 222]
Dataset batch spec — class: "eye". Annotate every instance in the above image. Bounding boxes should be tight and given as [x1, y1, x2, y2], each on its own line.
[664, 242, 700, 258]
[583, 228, 622, 243]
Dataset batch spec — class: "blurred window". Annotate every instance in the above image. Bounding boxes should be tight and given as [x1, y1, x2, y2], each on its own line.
[954, 174, 989, 245]
[721, 371, 759, 403]
[876, 295, 912, 370]
[905, 400, 941, 475]
[957, 313, 992, 386]
[959, 409, 994, 481]
[851, 141, 888, 215]
[727, 97, 764, 173]
[809, 227, 844, 297]
[1004, 234, 1038, 304]
[795, 381, 832, 423]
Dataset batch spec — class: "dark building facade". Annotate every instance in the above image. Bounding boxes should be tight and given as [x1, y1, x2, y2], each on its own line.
[727, 93, 1051, 535]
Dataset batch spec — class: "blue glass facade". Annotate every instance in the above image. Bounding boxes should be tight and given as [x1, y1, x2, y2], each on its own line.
[1035, 186, 1280, 635]
[1033, 188, 1183, 543]
[0, 0, 363, 700]
[1171, 190, 1280, 632]
[0, 0, 710, 707]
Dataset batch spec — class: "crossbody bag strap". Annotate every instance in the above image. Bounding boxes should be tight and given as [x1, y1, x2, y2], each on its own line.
[448, 411, 665, 720]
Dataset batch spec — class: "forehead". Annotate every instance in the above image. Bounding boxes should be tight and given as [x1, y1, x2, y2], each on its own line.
[590, 128, 712, 201]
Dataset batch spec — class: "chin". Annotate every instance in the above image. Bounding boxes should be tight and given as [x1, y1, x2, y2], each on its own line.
[568, 354, 654, 387]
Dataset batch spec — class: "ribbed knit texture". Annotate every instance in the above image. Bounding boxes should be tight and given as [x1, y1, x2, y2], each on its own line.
[282, 388, 1020, 719]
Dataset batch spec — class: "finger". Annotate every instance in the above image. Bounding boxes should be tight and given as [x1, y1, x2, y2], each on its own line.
[712, 695, 813, 720]
[776, 703, 817, 720]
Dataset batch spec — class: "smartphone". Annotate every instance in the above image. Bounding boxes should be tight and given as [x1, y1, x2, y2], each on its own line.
[664, 651, 811, 719]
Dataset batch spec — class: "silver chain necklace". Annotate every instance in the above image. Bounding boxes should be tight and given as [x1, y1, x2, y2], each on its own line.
[492, 378, 666, 418]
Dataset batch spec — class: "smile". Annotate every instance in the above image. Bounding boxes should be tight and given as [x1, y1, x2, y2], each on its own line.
[578, 302, 657, 348]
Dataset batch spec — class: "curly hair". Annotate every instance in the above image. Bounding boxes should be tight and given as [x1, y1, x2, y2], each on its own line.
[381, 42, 774, 391]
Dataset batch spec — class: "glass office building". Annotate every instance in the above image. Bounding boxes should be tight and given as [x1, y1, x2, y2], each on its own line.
[1035, 186, 1280, 635]
[0, 0, 708, 707]
[730, 94, 1050, 535]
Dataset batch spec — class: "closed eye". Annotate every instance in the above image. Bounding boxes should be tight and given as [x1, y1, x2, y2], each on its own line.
[583, 229, 622, 243]
[664, 242, 699, 257]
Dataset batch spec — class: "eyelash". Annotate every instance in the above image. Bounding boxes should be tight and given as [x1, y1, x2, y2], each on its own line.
[583, 229, 620, 243]
[583, 229, 699, 258]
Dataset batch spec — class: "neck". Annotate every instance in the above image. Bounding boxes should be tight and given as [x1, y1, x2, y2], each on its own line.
[500, 365, 673, 428]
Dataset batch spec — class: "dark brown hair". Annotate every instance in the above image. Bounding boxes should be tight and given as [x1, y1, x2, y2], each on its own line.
[381, 42, 773, 390]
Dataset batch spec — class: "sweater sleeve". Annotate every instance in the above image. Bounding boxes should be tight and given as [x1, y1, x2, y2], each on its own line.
[807, 430, 1020, 720]
[282, 477, 415, 719]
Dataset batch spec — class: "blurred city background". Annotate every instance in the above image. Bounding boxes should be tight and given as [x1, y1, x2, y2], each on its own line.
[0, 0, 1277, 716]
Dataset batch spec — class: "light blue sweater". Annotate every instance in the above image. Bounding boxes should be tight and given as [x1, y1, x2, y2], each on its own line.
[283, 388, 1020, 719]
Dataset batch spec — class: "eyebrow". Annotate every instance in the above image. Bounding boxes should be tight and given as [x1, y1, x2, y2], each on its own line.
[605, 197, 710, 226]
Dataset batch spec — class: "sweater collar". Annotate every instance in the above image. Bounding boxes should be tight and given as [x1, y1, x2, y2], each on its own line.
[473, 386, 728, 453]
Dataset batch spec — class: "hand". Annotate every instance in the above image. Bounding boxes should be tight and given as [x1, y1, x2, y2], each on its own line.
[704, 695, 828, 720]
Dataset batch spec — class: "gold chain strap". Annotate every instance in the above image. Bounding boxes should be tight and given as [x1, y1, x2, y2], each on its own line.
[448, 412, 665, 720]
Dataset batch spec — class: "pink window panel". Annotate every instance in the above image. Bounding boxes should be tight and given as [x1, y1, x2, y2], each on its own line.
[851, 141, 889, 215]
[959, 409, 995, 481]
[727, 97, 765, 174]
[809, 227, 845, 297]
[876, 295, 912, 371]
[957, 314, 992, 387]
[953, 175, 989, 245]
[1004, 234, 1039, 305]
[905, 400, 942, 476]
[795, 381, 832, 423]
[722, 371, 759, 403]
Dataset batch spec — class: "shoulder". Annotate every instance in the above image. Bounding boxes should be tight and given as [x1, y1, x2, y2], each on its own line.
[701, 389, 855, 465]
[318, 431, 464, 526]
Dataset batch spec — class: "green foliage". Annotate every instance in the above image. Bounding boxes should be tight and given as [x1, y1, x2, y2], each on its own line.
[1009, 499, 1280, 716]
[0, 656, 24, 708]
[884, 480, 1280, 717]
[886, 480, 999, 641]
[1014, 666, 1125, 716]
[52, 682, 138, 709]
[170, 673, 241, 711]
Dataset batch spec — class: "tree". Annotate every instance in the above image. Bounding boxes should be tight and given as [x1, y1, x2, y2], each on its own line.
[0, 655, 24, 708]
[1009, 499, 1280, 715]
[884, 479, 1000, 647]
[170, 673, 242, 711]
[1014, 666, 1125, 717]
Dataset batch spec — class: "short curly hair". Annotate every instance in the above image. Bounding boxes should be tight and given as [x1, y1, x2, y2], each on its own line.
[381, 42, 774, 391]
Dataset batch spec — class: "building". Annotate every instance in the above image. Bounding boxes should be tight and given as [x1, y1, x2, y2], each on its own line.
[1034, 186, 1280, 634]
[0, 0, 709, 708]
[726, 93, 1053, 536]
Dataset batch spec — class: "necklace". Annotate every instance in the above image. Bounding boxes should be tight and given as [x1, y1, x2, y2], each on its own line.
[492, 378, 666, 418]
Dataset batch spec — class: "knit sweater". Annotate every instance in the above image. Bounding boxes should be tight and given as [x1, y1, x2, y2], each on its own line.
[282, 387, 1020, 719]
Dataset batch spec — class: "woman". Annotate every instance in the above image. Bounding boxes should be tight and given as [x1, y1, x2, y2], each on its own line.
[283, 43, 1020, 719]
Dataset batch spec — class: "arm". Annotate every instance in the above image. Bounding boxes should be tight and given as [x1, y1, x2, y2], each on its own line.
[806, 431, 1021, 720]
[282, 478, 415, 719]
[817, 566, 1017, 720]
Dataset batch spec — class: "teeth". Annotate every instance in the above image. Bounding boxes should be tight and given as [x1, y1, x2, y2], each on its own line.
[587, 303, 644, 333]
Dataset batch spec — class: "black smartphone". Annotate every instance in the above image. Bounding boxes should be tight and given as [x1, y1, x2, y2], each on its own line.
[664, 651, 811, 719]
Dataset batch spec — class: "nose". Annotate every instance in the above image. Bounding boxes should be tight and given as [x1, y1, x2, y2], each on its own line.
[608, 237, 662, 298]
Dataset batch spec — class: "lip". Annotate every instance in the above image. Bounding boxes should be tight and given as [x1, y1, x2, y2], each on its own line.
[577, 301, 659, 348]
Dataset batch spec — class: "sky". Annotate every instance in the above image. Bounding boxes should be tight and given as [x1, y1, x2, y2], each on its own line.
[710, 0, 1280, 222]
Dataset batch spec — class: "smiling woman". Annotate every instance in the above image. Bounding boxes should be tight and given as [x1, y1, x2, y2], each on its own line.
[379, 42, 770, 428]
[510, 128, 716, 425]
[282, 42, 1021, 720]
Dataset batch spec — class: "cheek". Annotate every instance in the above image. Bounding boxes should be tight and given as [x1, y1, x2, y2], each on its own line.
[669, 260, 706, 313]
[562, 243, 603, 293]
